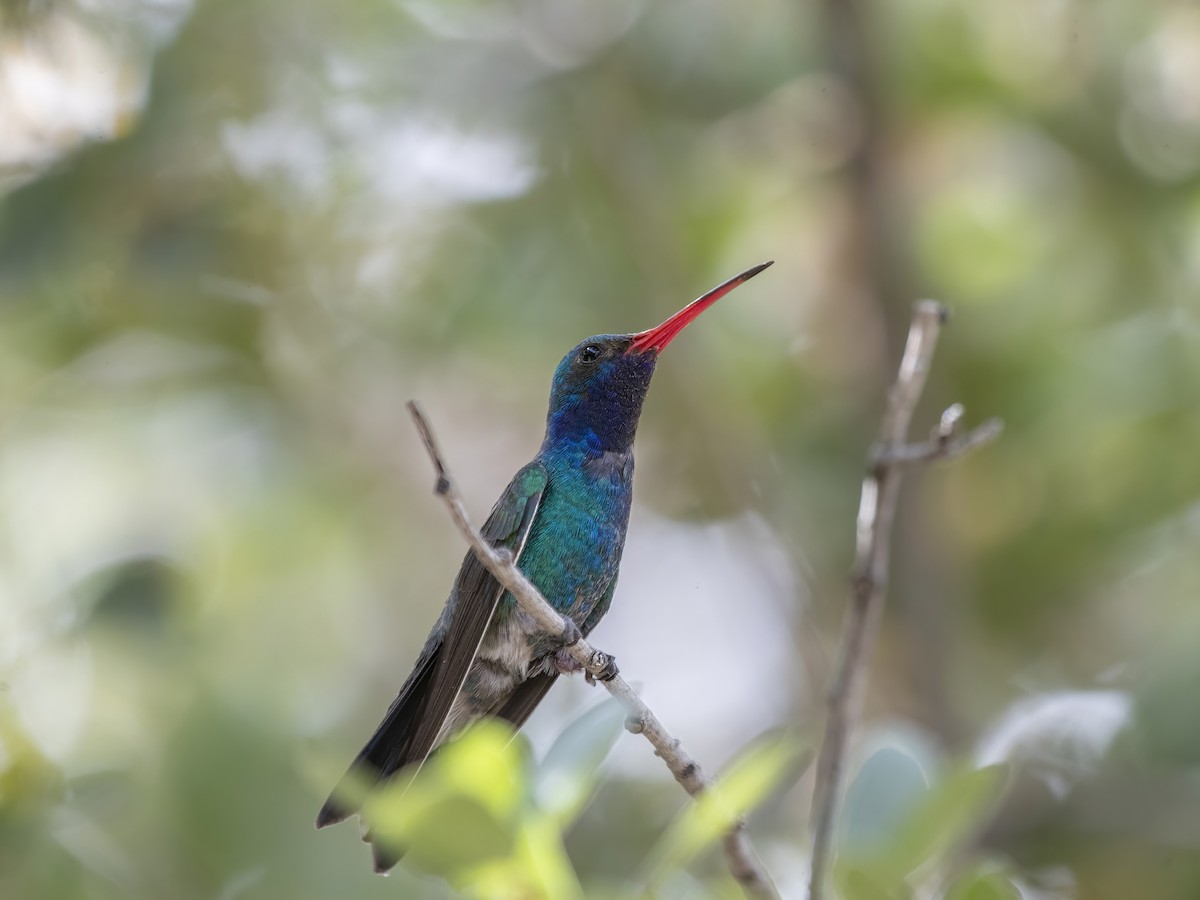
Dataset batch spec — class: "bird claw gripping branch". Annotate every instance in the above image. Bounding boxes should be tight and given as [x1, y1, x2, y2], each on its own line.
[585, 650, 619, 685]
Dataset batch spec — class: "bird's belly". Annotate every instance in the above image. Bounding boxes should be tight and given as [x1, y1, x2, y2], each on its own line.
[478, 604, 544, 678]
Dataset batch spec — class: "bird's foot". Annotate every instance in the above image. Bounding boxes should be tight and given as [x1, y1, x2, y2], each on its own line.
[551, 646, 584, 676]
[585, 650, 619, 685]
[548, 619, 585, 675]
[548, 644, 618, 684]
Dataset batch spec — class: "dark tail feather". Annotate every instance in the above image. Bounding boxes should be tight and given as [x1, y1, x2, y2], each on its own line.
[372, 838, 405, 873]
[316, 649, 440, 830]
[315, 792, 354, 830]
[314, 700, 424, 829]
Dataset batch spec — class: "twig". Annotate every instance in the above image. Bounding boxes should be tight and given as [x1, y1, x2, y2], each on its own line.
[406, 401, 780, 900]
[871, 417, 1004, 468]
[807, 301, 1002, 900]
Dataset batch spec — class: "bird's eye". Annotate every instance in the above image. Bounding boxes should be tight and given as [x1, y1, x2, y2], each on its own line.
[579, 344, 603, 364]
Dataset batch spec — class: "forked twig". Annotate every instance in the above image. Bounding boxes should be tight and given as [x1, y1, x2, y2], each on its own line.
[807, 302, 1003, 900]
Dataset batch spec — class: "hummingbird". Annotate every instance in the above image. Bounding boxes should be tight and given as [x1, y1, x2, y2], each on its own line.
[316, 262, 773, 871]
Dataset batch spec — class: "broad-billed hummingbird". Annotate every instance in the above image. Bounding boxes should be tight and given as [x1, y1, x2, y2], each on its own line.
[317, 262, 773, 870]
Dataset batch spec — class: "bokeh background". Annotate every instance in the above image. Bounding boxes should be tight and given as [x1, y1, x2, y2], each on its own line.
[2, 0, 1199, 897]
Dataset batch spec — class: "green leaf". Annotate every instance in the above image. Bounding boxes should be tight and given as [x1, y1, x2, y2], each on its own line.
[364, 720, 529, 875]
[512, 810, 585, 900]
[456, 809, 584, 900]
[534, 698, 626, 825]
[834, 862, 913, 900]
[883, 764, 1008, 878]
[640, 734, 809, 885]
[945, 862, 1022, 900]
[400, 795, 515, 874]
[838, 764, 1010, 892]
[841, 747, 929, 856]
[436, 718, 529, 820]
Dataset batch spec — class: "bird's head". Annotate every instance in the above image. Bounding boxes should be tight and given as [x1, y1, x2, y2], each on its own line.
[543, 262, 772, 455]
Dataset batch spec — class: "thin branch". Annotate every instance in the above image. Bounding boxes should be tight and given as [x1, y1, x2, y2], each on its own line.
[807, 301, 1002, 900]
[406, 401, 780, 900]
[872, 417, 1004, 468]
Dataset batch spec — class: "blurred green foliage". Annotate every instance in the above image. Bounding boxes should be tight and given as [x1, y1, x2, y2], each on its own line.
[640, 734, 808, 888]
[349, 716, 804, 898]
[836, 763, 1008, 900]
[1, 0, 1199, 897]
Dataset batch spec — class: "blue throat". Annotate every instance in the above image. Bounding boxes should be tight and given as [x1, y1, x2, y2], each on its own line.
[542, 351, 657, 456]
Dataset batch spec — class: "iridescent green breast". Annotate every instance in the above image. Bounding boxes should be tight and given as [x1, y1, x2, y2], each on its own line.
[507, 445, 634, 624]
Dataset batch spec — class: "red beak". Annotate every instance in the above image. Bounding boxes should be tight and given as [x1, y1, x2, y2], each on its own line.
[628, 261, 773, 355]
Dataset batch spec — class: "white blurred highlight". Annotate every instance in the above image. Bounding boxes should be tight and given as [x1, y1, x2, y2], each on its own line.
[976, 690, 1132, 799]
[0, 2, 191, 179]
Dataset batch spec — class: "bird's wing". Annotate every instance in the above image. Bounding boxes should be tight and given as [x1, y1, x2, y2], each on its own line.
[400, 461, 548, 769]
[316, 461, 547, 830]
